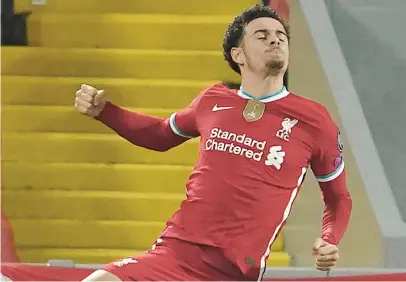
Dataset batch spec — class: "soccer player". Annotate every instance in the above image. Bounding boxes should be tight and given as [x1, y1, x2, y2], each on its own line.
[75, 5, 352, 281]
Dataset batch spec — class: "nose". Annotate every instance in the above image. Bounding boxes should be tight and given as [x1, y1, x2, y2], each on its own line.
[267, 30, 283, 46]
[269, 34, 281, 46]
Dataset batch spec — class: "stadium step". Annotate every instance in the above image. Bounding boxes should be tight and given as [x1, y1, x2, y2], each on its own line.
[11, 219, 166, 250]
[2, 132, 199, 165]
[26, 13, 232, 50]
[1, 47, 239, 81]
[2, 105, 175, 133]
[18, 247, 290, 266]
[15, 0, 258, 16]
[1, 76, 212, 108]
[2, 162, 192, 194]
[4, 0, 292, 266]
[10, 218, 285, 253]
[3, 190, 184, 222]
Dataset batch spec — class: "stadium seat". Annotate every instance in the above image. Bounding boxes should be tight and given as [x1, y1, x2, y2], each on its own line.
[2, 0, 291, 267]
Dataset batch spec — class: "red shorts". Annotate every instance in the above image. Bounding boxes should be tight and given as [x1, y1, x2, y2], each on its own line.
[102, 237, 250, 281]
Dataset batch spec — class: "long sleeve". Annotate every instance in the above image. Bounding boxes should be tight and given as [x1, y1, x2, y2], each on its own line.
[310, 117, 352, 245]
[95, 94, 202, 152]
[318, 170, 352, 245]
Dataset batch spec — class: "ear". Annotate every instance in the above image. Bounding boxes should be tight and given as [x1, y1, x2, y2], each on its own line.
[230, 46, 245, 66]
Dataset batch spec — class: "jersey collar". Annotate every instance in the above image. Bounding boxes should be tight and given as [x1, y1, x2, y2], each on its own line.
[237, 86, 289, 103]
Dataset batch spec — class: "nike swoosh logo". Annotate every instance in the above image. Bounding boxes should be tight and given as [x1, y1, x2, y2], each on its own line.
[212, 105, 234, 112]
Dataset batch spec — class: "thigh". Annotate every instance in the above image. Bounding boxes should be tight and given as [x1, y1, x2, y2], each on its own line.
[82, 269, 122, 281]
[101, 239, 200, 281]
[101, 238, 249, 281]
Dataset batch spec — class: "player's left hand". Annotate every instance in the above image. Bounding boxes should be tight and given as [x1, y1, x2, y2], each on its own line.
[312, 238, 339, 271]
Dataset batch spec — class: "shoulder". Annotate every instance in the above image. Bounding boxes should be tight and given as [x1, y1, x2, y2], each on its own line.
[200, 82, 235, 96]
[287, 92, 337, 127]
[289, 92, 332, 118]
[286, 94, 343, 153]
[192, 82, 236, 105]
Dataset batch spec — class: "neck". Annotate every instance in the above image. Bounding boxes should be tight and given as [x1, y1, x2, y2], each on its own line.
[240, 71, 285, 99]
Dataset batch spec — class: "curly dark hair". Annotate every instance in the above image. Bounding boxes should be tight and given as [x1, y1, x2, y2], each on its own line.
[222, 4, 290, 75]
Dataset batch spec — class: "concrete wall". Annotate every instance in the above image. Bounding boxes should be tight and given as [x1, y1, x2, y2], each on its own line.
[281, 0, 383, 268]
[325, 0, 406, 222]
[298, 0, 406, 268]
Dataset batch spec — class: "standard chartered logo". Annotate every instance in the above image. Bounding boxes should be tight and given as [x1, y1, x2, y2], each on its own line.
[205, 128, 286, 169]
[205, 128, 265, 160]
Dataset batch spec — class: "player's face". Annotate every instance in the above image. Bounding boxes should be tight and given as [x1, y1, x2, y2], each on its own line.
[238, 17, 289, 75]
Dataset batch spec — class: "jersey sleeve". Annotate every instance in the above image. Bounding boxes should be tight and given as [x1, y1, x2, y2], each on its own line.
[310, 115, 351, 245]
[96, 89, 204, 152]
[169, 93, 203, 139]
[310, 117, 345, 182]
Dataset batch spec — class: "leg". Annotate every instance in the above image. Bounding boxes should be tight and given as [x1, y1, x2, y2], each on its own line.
[82, 237, 247, 281]
[82, 269, 122, 282]
[82, 238, 201, 281]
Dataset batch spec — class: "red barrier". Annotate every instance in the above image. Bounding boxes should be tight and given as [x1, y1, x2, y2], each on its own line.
[1, 263, 91, 281]
[1, 263, 406, 281]
[1, 211, 20, 263]
[266, 272, 406, 281]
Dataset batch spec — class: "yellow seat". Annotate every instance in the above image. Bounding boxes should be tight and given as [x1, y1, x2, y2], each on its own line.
[4, 0, 291, 267]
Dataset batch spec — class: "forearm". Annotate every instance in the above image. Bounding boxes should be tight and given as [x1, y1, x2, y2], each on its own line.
[319, 172, 353, 245]
[96, 102, 186, 151]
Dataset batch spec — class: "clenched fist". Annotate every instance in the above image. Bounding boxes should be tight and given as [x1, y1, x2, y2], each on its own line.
[75, 84, 107, 117]
[312, 238, 339, 271]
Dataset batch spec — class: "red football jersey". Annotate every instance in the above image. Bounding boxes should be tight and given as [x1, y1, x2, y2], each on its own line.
[97, 82, 350, 280]
[158, 83, 345, 279]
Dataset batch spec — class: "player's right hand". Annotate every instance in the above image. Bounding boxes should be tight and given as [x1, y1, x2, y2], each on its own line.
[75, 84, 107, 117]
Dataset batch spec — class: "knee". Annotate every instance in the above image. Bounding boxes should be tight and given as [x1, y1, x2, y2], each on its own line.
[82, 270, 122, 282]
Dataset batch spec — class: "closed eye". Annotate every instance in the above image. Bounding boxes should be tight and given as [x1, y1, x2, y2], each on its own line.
[276, 30, 288, 42]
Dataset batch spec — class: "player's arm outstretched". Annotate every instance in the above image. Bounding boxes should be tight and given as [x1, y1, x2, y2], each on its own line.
[310, 115, 353, 271]
[74, 84, 201, 151]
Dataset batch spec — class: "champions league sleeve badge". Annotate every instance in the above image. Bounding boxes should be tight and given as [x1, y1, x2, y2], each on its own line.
[243, 100, 265, 122]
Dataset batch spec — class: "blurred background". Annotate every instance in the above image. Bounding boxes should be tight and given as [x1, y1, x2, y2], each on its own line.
[1, 0, 405, 276]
